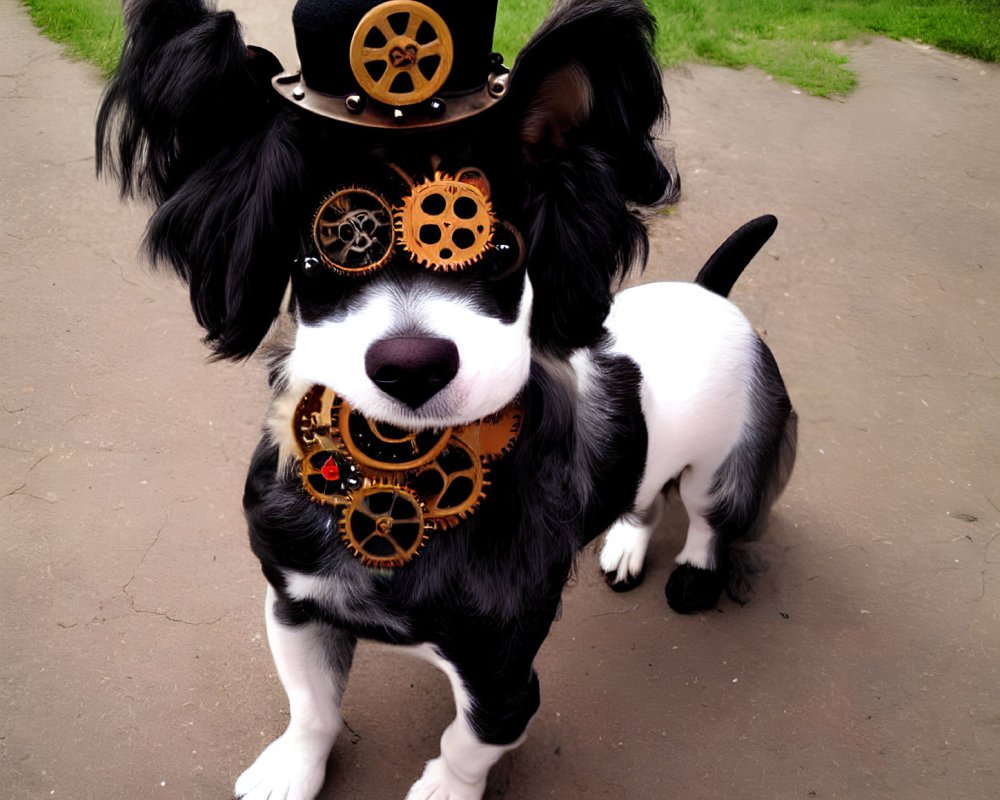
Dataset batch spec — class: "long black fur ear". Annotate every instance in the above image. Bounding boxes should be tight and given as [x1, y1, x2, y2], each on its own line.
[507, 0, 678, 353]
[96, 0, 307, 359]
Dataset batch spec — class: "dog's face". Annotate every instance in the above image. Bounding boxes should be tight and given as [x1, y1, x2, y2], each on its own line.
[286, 187, 533, 428]
[272, 134, 536, 428]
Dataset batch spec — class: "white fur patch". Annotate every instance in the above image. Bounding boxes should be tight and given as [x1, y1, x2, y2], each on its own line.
[283, 569, 409, 636]
[605, 282, 759, 570]
[286, 279, 533, 429]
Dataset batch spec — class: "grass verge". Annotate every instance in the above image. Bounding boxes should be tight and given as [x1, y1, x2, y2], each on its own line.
[20, 0, 1000, 95]
[19, 0, 123, 76]
[649, 0, 1000, 96]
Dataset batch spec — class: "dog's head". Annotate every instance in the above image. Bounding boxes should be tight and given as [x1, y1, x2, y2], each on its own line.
[98, 0, 677, 428]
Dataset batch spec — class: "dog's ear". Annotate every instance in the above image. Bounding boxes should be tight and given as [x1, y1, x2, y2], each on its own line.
[505, 0, 678, 352]
[97, 0, 307, 359]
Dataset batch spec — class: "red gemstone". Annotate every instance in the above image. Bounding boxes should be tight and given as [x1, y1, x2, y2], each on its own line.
[321, 457, 340, 481]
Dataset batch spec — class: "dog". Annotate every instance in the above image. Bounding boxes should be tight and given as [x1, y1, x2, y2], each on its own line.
[97, 1, 797, 798]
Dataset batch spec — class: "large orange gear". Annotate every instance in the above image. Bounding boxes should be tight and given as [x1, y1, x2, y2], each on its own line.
[395, 172, 495, 271]
[455, 404, 522, 463]
[340, 405, 452, 471]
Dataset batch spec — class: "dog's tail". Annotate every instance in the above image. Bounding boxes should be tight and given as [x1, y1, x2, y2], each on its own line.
[694, 215, 778, 298]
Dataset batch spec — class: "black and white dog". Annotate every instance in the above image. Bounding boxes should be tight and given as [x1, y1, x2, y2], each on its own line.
[97, 1, 796, 798]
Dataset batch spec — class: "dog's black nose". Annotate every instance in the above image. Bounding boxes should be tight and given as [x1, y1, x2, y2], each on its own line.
[365, 336, 460, 409]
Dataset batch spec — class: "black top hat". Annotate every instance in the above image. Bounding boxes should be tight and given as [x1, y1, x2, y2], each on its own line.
[273, 0, 510, 129]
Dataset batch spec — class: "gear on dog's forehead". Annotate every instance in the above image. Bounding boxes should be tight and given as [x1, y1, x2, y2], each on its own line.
[275, 0, 508, 129]
[313, 187, 396, 274]
[311, 165, 522, 277]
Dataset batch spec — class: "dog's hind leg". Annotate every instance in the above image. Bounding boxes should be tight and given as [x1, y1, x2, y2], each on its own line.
[599, 492, 665, 590]
[235, 584, 356, 800]
[665, 462, 732, 613]
[667, 342, 797, 613]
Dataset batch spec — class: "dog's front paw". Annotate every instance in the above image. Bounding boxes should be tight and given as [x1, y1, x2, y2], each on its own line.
[599, 517, 651, 591]
[665, 563, 725, 613]
[234, 728, 333, 800]
[404, 757, 487, 800]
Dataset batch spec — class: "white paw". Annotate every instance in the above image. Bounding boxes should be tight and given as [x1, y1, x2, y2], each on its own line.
[404, 757, 487, 800]
[599, 517, 652, 584]
[234, 728, 334, 800]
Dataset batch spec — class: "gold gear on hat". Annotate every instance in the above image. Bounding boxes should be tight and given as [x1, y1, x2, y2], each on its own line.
[350, 0, 454, 107]
[313, 188, 395, 274]
[340, 484, 429, 567]
[396, 172, 495, 271]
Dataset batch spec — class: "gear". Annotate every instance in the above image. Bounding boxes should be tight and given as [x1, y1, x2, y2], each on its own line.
[395, 171, 495, 271]
[340, 402, 452, 471]
[349, 1, 454, 107]
[455, 404, 523, 462]
[292, 384, 522, 566]
[408, 438, 485, 527]
[300, 449, 360, 507]
[313, 187, 395, 274]
[340, 484, 429, 567]
[293, 385, 347, 457]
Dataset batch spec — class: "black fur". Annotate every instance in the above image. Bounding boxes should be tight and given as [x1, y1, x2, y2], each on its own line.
[96, 0, 307, 359]
[509, 0, 679, 353]
[244, 350, 646, 744]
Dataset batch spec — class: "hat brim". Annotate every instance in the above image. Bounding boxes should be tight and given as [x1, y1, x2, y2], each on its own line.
[273, 69, 509, 129]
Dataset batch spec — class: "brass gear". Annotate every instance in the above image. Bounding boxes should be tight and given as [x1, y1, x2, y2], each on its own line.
[408, 438, 485, 527]
[293, 385, 346, 457]
[455, 404, 523, 463]
[340, 400, 452, 471]
[395, 171, 495, 271]
[349, 1, 454, 107]
[339, 484, 429, 567]
[300, 449, 358, 507]
[312, 187, 395, 275]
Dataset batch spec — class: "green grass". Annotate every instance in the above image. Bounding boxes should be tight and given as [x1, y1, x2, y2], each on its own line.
[647, 0, 1000, 96]
[19, 0, 123, 76]
[494, 0, 1000, 97]
[21, 0, 1000, 95]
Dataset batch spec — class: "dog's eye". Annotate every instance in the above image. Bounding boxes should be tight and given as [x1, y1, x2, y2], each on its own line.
[478, 221, 525, 280]
[300, 256, 324, 276]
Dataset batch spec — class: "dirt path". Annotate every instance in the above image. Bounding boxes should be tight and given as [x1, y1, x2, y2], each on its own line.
[2, 1, 998, 797]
